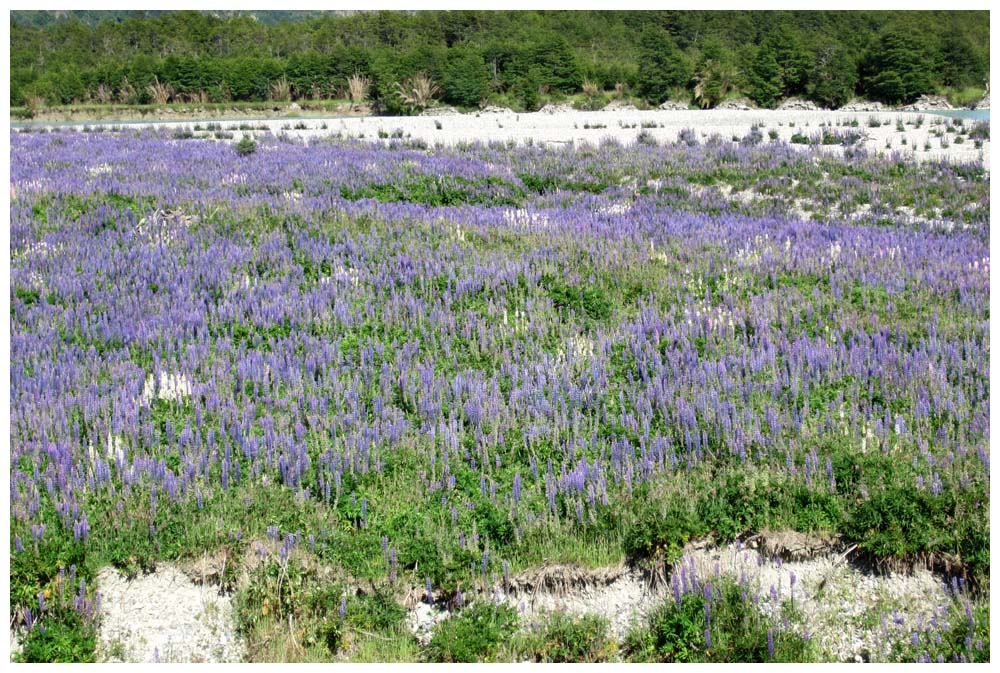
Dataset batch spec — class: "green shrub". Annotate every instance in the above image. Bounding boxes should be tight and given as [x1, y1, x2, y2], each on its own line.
[16, 609, 96, 663]
[843, 479, 989, 585]
[623, 494, 707, 565]
[542, 275, 613, 322]
[425, 602, 518, 662]
[623, 579, 816, 662]
[234, 136, 257, 157]
[529, 613, 613, 662]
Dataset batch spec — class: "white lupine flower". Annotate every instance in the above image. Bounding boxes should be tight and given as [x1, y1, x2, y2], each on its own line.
[142, 371, 194, 405]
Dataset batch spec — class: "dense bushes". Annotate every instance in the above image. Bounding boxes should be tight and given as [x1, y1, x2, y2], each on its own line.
[10, 10, 989, 109]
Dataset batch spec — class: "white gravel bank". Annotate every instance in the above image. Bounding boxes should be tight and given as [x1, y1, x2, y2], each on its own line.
[22, 108, 989, 169]
[96, 565, 244, 663]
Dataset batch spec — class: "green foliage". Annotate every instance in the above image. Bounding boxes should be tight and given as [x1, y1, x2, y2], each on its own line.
[860, 30, 934, 104]
[345, 587, 408, 632]
[748, 48, 783, 109]
[340, 174, 523, 208]
[637, 27, 690, 105]
[760, 27, 813, 98]
[16, 609, 97, 663]
[525, 37, 582, 95]
[234, 136, 257, 157]
[515, 69, 542, 112]
[527, 613, 613, 662]
[622, 493, 707, 565]
[10, 11, 989, 109]
[624, 579, 816, 662]
[693, 467, 842, 541]
[442, 48, 490, 108]
[843, 478, 989, 585]
[425, 602, 519, 663]
[542, 275, 613, 322]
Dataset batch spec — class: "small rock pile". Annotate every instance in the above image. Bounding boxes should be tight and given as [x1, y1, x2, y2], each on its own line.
[602, 99, 640, 112]
[539, 102, 575, 114]
[898, 94, 954, 111]
[420, 106, 461, 116]
[838, 100, 888, 112]
[715, 98, 757, 110]
[480, 105, 516, 115]
[777, 97, 819, 111]
[658, 100, 689, 111]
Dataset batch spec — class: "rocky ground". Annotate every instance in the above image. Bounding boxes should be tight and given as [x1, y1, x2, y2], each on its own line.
[16, 106, 988, 169]
[94, 564, 244, 663]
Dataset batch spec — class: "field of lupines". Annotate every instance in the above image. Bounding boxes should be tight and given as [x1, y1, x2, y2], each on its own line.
[9, 127, 990, 662]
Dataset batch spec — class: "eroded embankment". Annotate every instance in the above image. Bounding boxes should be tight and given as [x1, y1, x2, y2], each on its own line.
[405, 531, 953, 662]
[10, 532, 954, 663]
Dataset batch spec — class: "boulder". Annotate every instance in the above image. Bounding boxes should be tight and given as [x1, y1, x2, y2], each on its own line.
[657, 99, 689, 111]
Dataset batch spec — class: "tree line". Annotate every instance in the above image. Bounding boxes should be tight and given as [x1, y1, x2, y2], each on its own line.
[10, 10, 989, 111]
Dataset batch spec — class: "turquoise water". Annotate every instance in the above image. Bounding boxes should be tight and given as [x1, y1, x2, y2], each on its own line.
[925, 109, 989, 121]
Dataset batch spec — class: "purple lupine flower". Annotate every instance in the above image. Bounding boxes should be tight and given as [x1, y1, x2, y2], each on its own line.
[767, 629, 774, 659]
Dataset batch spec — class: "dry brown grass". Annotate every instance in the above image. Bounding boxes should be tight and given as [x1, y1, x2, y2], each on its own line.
[347, 73, 371, 109]
[269, 75, 291, 102]
[396, 73, 439, 110]
[146, 76, 175, 105]
[94, 83, 114, 104]
[25, 93, 46, 110]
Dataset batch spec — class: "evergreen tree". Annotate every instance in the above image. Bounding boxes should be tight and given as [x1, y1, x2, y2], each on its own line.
[636, 27, 690, 104]
[761, 27, 813, 98]
[808, 40, 857, 109]
[748, 47, 782, 108]
[442, 48, 490, 108]
[525, 36, 581, 94]
[859, 29, 933, 104]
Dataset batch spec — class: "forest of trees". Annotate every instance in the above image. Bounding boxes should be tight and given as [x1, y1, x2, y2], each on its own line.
[9, 10, 990, 111]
